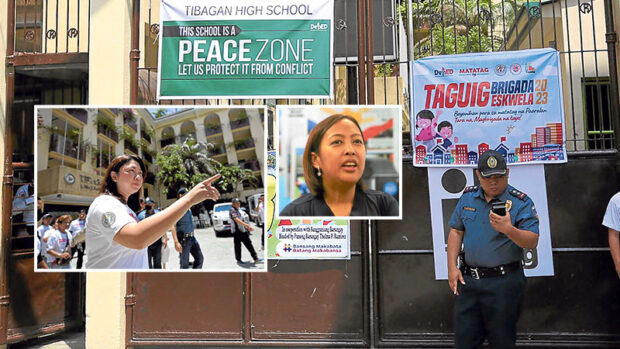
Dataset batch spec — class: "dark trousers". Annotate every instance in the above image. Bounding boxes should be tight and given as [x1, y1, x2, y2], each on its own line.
[258, 222, 264, 248]
[454, 268, 526, 349]
[71, 242, 85, 269]
[180, 236, 203, 269]
[234, 231, 258, 262]
[147, 240, 162, 269]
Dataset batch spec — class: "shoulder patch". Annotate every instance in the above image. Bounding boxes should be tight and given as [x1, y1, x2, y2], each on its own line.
[463, 185, 479, 193]
[509, 188, 528, 200]
[101, 212, 116, 228]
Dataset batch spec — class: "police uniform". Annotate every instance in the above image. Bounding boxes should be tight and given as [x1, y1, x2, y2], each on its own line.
[138, 205, 162, 269]
[230, 204, 259, 263]
[175, 209, 203, 269]
[448, 151, 539, 349]
[449, 184, 539, 348]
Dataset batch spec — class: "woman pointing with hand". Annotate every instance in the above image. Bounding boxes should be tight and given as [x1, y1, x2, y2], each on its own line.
[85, 154, 221, 269]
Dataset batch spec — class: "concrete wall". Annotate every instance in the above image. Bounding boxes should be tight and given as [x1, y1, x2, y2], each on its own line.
[85, 1, 132, 347]
[89, 0, 132, 104]
[86, 273, 126, 349]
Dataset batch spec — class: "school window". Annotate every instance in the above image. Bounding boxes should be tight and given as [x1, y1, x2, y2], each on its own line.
[583, 77, 614, 150]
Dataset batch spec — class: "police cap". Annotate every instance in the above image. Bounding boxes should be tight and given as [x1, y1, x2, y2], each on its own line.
[478, 150, 507, 177]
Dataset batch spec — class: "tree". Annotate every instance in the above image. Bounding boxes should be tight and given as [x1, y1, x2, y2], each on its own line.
[400, 0, 522, 58]
[155, 150, 189, 196]
[216, 163, 259, 199]
[153, 109, 168, 118]
[155, 135, 220, 195]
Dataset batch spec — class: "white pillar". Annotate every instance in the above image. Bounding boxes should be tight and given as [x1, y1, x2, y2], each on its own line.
[81, 108, 98, 173]
[247, 108, 265, 172]
[85, 272, 126, 349]
[219, 111, 238, 164]
[86, 2, 130, 347]
[89, 0, 132, 104]
[195, 116, 208, 144]
[113, 111, 123, 155]
[37, 109, 53, 171]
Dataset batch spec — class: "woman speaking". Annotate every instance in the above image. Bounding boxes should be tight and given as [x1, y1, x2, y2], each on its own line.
[280, 114, 398, 217]
[85, 154, 220, 269]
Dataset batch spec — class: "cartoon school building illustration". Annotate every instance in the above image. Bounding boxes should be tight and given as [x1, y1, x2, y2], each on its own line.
[415, 122, 565, 164]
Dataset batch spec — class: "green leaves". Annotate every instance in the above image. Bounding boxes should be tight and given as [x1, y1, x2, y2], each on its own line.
[155, 135, 220, 195]
[155, 134, 258, 197]
[403, 0, 522, 59]
[214, 163, 258, 196]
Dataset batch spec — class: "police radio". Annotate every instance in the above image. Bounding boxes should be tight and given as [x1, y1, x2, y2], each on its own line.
[491, 201, 506, 216]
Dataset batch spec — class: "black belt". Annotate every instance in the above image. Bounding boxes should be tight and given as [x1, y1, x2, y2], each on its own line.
[461, 261, 521, 279]
[178, 231, 194, 238]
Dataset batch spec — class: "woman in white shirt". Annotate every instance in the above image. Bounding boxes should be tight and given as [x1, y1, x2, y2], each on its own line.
[85, 154, 220, 269]
[46, 215, 73, 269]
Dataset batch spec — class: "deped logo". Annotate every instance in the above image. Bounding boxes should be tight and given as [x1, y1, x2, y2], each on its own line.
[434, 67, 454, 77]
[310, 22, 328, 31]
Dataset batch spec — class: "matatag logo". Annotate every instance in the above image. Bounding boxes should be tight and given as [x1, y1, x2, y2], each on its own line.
[310, 22, 328, 31]
[434, 67, 454, 77]
[459, 67, 489, 76]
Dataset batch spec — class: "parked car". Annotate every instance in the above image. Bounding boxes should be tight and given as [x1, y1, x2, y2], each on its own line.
[210, 202, 250, 237]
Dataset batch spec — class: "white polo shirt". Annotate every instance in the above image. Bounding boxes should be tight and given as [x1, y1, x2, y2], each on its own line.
[85, 195, 148, 269]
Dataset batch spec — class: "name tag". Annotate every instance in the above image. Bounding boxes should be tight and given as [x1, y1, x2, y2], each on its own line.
[463, 207, 476, 212]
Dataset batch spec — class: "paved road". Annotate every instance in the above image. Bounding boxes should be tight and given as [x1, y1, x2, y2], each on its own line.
[71, 221, 266, 271]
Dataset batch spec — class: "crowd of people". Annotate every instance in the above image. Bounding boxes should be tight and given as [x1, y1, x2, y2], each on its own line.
[35, 209, 86, 270]
[34, 196, 264, 270]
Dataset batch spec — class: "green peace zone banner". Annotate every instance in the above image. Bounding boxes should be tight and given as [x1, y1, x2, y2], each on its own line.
[158, 0, 334, 99]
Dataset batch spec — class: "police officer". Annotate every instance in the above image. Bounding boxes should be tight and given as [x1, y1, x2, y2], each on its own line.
[447, 150, 539, 349]
[138, 198, 167, 269]
[171, 188, 204, 269]
[230, 198, 261, 265]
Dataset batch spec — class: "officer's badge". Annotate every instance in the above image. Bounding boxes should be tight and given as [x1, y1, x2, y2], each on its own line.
[102, 212, 116, 228]
[506, 200, 512, 212]
[463, 185, 479, 193]
[510, 188, 527, 200]
[487, 156, 497, 169]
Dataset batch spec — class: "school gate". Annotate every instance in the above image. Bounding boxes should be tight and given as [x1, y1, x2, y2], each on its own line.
[2, 0, 620, 347]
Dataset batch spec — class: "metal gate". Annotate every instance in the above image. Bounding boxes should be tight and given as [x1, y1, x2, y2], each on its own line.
[1, 0, 88, 344]
[135, 0, 618, 347]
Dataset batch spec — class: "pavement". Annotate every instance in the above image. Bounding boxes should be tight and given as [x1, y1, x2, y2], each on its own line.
[9, 330, 85, 349]
[71, 221, 266, 271]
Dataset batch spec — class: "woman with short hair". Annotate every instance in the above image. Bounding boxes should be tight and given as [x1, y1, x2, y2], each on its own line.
[46, 215, 73, 269]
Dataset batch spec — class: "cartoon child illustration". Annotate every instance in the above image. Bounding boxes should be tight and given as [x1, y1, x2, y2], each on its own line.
[415, 109, 439, 150]
[436, 121, 458, 149]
